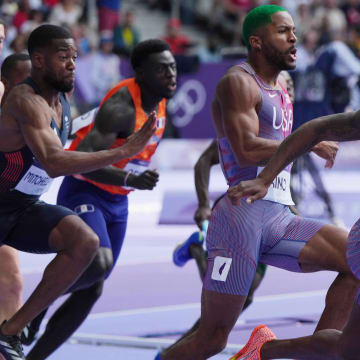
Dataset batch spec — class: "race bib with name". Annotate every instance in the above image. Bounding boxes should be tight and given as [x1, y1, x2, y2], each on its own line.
[14, 163, 53, 196]
[71, 107, 98, 135]
[122, 159, 150, 190]
[257, 167, 294, 205]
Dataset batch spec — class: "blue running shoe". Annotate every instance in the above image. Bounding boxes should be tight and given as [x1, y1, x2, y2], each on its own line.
[0, 321, 25, 360]
[154, 352, 162, 360]
[173, 228, 206, 267]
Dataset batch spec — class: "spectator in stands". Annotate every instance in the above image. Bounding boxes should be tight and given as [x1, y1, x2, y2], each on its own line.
[293, 1, 314, 41]
[70, 22, 92, 57]
[196, 33, 222, 63]
[1, 0, 18, 24]
[348, 24, 360, 58]
[20, 9, 45, 34]
[26, 0, 43, 10]
[162, 17, 192, 56]
[9, 32, 27, 54]
[89, 31, 121, 106]
[341, 0, 360, 26]
[113, 9, 140, 57]
[295, 29, 320, 72]
[12, 0, 30, 31]
[97, 0, 122, 32]
[162, 17, 198, 74]
[289, 25, 360, 227]
[313, 0, 347, 44]
[48, 0, 83, 27]
[43, 0, 60, 8]
[219, 0, 251, 44]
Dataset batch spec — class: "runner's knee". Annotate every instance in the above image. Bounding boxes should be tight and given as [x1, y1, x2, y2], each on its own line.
[69, 226, 99, 263]
[202, 328, 228, 356]
[85, 249, 113, 280]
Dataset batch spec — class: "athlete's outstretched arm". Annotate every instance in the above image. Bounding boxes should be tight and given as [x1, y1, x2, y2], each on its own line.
[228, 110, 360, 203]
[7, 86, 156, 178]
[194, 139, 219, 228]
[76, 88, 159, 189]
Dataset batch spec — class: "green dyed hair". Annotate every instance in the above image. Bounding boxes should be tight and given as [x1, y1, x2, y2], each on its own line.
[242, 5, 288, 50]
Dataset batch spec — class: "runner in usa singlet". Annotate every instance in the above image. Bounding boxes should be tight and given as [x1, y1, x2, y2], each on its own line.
[218, 62, 294, 205]
[204, 62, 325, 296]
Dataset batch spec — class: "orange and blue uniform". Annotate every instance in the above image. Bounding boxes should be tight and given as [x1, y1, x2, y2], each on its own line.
[57, 78, 167, 274]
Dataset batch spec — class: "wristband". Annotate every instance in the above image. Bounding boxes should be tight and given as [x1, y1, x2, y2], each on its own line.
[123, 172, 131, 186]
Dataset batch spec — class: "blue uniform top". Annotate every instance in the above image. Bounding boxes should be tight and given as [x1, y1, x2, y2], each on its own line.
[0, 77, 71, 198]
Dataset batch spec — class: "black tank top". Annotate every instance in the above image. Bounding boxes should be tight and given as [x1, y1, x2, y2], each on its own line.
[0, 77, 71, 198]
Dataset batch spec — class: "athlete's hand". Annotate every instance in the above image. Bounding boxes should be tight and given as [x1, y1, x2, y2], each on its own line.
[121, 111, 156, 158]
[194, 205, 211, 229]
[227, 178, 269, 205]
[312, 141, 339, 168]
[127, 169, 159, 190]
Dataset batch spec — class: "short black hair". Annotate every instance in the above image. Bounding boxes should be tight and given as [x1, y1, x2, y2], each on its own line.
[130, 39, 171, 70]
[27, 24, 73, 56]
[1, 53, 30, 78]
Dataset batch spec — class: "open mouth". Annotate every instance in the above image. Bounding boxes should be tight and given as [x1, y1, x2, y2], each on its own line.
[288, 48, 297, 61]
[168, 82, 177, 91]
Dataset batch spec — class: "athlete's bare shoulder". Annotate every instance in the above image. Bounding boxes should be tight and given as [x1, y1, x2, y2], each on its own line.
[4, 83, 50, 120]
[0, 84, 51, 151]
[95, 85, 136, 136]
[215, 65, 260, 107]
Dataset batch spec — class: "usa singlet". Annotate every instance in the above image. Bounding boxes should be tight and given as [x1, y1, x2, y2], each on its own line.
[218, 61, 294, 205]
[203, 63, 325, 296]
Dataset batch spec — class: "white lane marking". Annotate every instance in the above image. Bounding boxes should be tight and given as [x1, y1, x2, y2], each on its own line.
[86, 289, 326, 320]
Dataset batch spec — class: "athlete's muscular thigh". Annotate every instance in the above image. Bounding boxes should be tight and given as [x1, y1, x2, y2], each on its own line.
[48, 215, 98, 252]
[298, 224, 349, 273]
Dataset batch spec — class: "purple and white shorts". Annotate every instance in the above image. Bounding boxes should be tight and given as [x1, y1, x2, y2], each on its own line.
[203, 195, 325, 296]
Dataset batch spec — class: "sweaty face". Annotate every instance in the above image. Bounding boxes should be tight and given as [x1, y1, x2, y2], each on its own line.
[261, 12, 297, 71]
[140, 50, 177, 99]
[43, 38, 77, 92]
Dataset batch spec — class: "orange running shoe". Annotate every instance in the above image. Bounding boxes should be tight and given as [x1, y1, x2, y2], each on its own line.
[229, 324, 276, 360]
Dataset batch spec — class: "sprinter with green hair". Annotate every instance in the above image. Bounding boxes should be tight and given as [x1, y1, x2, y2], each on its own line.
[154, 5, 358, 360]
[242, 4, 288, 49]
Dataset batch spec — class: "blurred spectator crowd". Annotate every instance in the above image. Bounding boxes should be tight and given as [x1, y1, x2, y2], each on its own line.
[2, 0, 360, 133]
[142, 0, 360, 129]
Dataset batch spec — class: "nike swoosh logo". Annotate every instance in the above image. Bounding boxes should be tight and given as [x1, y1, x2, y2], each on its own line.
[268, 92, 277, 98]
[219, 262, 226, 275]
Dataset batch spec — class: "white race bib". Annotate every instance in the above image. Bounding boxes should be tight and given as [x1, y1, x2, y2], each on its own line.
[14, 164, 53, 196]
[257, 167, 294, 205]
[123, 159, 150, 190]
[71, 107, 98, 135]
